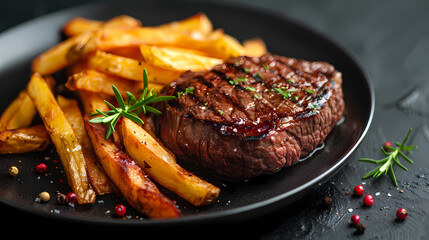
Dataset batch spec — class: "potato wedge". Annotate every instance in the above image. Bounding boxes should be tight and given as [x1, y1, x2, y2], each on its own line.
[120, 118, 220, 206]
[27, 73, 95, 204]
[62, 15, 142, 37]
[243, 37, 267, 57]
[87, 50, 181, 84]
[57, 95, 114, 195]
[0, 77, 55, 131]
[139, 45, 223, 71]
[84, 118, 181, 218]
[66, 70, 164, 97]
[0, 125, 50, 154]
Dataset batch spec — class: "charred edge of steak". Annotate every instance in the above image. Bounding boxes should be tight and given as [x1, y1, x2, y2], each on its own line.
[154, 53, 345, 179]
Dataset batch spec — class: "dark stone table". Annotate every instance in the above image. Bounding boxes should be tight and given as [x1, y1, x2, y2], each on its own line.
[1, 0, 428, 239]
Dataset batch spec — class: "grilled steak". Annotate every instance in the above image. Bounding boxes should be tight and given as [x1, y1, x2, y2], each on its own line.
[154, 53, 345, 179]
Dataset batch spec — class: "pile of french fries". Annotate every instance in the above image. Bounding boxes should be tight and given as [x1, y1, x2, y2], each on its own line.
[0, 13, 267, 218]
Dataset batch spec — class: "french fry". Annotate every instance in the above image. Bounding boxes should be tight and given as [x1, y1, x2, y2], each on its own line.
[32, 13, 218, 75]
[87, 50, 181, 84]
[120, 118, 220, 206]
[201, 31, 246, 60]
[62, 17, 103, 37]
[26, 73, 96, 204]
[32, 31, 96, 75]
[139, 45, 223, 71]
[156, 12, 213, 35]
[66, 70, 164, 96]
[109, 47, 143, 60]
[243, 37, 267, 57]
[78, 90, 110, 114]
[102, 15, 142, 29]
[0, 125, 50, 154]
[0, 77, 55, 131]
[0, 90, 36, 131]
[84, 118, 181, 218]
[57, 95, 115, 195]
[62, 15, 142, 37]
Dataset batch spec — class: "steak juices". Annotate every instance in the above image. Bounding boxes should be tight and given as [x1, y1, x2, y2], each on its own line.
[154, 54, 344, 179]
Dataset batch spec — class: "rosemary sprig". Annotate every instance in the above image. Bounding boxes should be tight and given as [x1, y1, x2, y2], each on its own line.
[358, 128, 417, 186]
[89, 68, 175, 140]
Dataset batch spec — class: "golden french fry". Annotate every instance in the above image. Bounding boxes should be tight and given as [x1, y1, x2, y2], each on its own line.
[85, 118, 181, 218]
[0, 77, 55, 131]
[78, 90, 110, 115]
[0, 90, 36, 131]
[139, 45, 223, 71]
[108, 47, 143, 60]
[243, 37, 267, 57]
[32, 13, 217, 75]
[120, 118, 220, 206]
[62, 17, 103, 37]
[66, 70, 164, 97]
[32, 31, 96, 75]
[204, 32, 246, 60]
[156, 13, 213, 35]
[57, 95, 115, 195]
[27, 73, 96, 204]
[0, 125, 50, 154]
[87, 50, 181, 84]
[62, 15, 142, 37]
[102, 15, 142, 29]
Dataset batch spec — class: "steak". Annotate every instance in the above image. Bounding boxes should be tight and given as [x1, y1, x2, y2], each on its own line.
[154, 53, 345, 179]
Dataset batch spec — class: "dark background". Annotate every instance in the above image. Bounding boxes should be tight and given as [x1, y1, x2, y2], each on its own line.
[1, 0, 428, 239]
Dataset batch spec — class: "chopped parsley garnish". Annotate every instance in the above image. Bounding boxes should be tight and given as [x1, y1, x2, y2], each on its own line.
[218, 110, 224, 115]
[305, 89, 315, 94]
[229, 77, 246, 85]
[177, 87, 194, 99]
[254, 72, 262, 79]
[243, 68, 250, 73]
[273, 87, 292, 99]
[245, 86, 256, 91]
[253, 94, 260, 99]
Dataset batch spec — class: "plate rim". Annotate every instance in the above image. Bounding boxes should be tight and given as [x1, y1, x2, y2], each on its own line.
[0, 0, 375, 226]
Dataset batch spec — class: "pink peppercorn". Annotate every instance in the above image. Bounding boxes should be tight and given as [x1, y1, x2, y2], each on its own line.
[363, 194, 373, 206]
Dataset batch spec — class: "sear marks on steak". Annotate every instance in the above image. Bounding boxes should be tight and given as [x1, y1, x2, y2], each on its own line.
[154, 53, 345, 179]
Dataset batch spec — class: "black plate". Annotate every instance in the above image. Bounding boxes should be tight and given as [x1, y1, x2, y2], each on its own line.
[0, 0, 374, 226]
